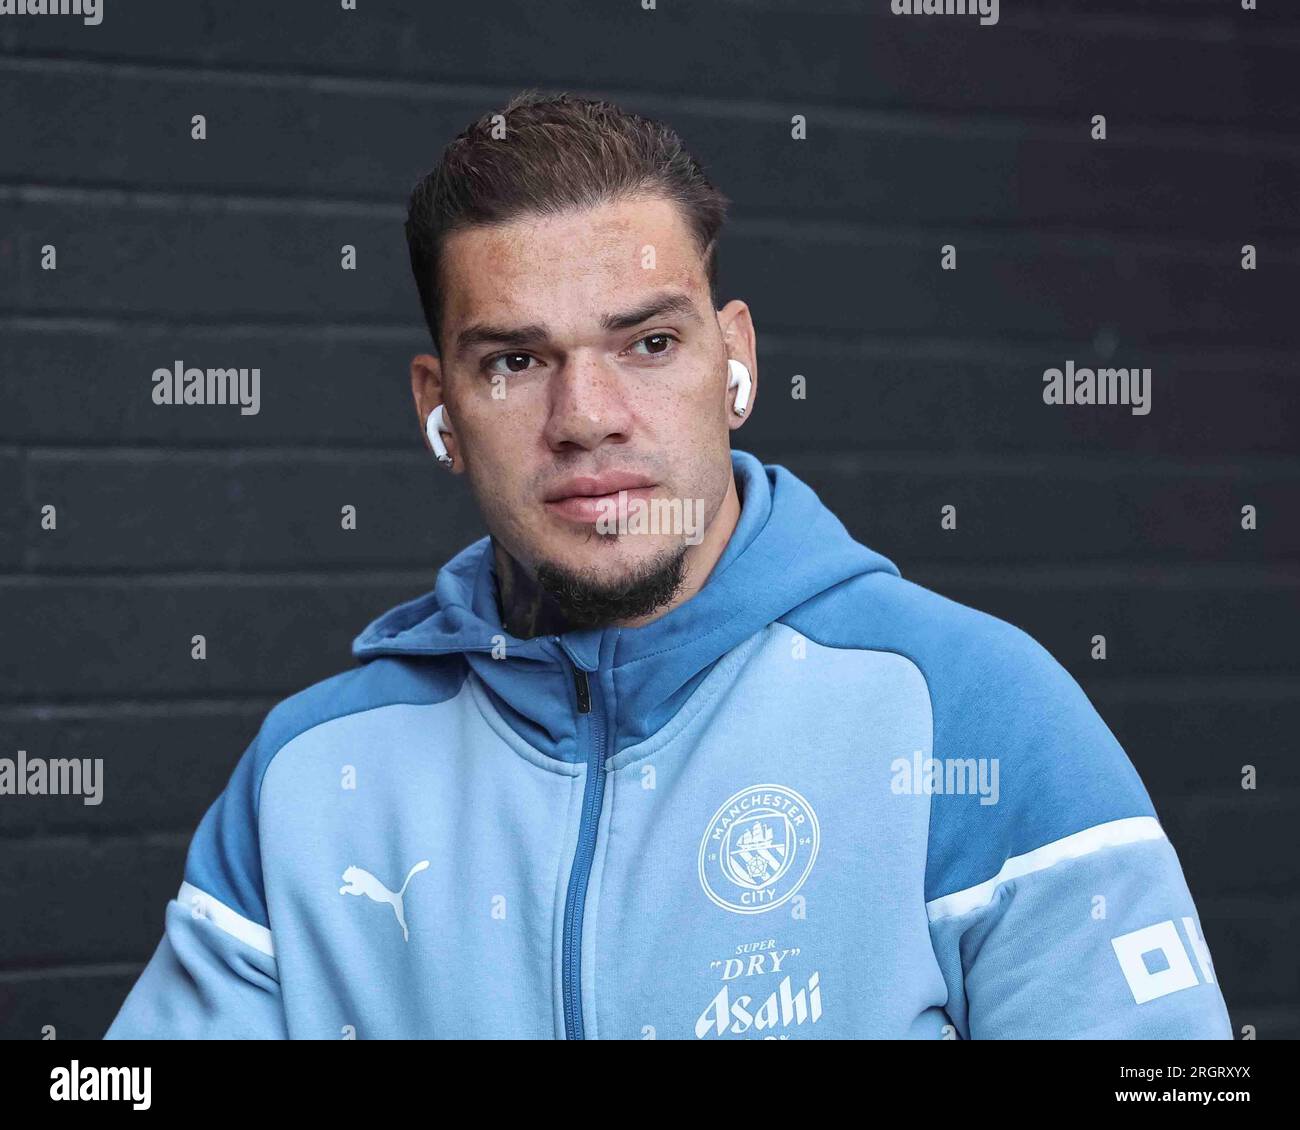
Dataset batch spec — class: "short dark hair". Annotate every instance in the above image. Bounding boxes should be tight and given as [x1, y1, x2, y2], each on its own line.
[404, 89, 731, 354]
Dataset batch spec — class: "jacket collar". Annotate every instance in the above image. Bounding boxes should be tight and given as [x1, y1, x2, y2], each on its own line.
[353, 449, 898, 761]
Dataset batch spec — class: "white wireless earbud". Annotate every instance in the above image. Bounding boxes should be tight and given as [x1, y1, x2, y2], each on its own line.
[425, 404, 453, 467]
[727, 359, 752, 417]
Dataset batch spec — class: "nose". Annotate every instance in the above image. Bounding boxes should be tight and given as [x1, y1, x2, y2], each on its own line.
[542, 353, 633, 454]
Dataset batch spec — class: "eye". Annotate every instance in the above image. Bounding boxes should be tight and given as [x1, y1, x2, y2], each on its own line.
[629, 333, 678, 358]
[484, 352, 539, 376]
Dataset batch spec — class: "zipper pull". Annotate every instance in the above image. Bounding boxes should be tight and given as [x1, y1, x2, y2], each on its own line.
[573, 667, 591, 714]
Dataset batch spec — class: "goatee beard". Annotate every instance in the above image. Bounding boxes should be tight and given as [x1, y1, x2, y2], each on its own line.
[492, 535, 689, 636]
[535, 542, 688, 630]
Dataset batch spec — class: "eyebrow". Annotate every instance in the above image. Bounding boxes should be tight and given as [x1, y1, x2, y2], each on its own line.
[453, 290, 702, 357]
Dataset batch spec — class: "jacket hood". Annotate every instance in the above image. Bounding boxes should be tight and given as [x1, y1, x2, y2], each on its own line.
[352, 448, 899, 761]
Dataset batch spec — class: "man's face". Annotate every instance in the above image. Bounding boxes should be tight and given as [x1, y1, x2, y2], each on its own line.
[418, 193, 754, 601]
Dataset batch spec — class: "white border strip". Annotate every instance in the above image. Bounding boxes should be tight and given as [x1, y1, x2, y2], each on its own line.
[926, 815, 1166, 922]
[177, 881, 275, 958]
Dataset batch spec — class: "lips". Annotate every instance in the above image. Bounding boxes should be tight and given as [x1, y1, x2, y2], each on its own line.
[544, 471, 657, 503]
[543, 471, 659, 525]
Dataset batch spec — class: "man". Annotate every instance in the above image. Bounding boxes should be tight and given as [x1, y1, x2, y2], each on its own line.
[106, 91, 1232, 1040]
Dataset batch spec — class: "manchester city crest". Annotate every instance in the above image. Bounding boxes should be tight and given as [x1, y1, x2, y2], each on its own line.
[698, 784, 820, 914]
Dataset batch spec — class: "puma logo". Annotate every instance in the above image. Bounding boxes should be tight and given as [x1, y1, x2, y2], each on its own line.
[338, 860, 430, 942]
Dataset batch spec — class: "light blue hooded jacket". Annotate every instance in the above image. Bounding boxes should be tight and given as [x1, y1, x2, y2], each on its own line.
[106, 450, 1232, 1040]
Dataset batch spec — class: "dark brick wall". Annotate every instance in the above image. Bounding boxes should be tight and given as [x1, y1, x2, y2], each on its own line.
[1, 0, 1296, 1039]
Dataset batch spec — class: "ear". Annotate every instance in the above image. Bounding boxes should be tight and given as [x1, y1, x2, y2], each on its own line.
[410, 353, 461, 472]
[716, 299, 757, 430]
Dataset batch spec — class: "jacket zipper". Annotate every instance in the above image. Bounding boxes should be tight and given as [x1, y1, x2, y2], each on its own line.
[560, 659, 607, 1040]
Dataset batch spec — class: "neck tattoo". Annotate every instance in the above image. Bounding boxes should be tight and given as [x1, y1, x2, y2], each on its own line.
[492, 538, 574, 640]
